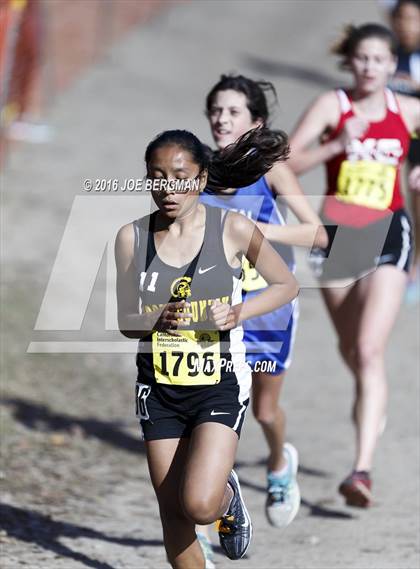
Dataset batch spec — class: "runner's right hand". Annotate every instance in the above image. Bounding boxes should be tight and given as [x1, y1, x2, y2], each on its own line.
[338, 116, 369, 150]
[154, 301, 192, 335]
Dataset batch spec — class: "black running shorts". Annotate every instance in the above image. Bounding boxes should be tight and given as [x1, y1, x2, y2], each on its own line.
[310, 208, 412, 282]
[135, 377, 249, 441]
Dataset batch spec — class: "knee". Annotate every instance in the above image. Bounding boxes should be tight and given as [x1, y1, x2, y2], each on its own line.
[355, 340, 383, 371]
[252, 400, 277, 426]
[338, 341, 355, 368]
[182, 494, 219, 525]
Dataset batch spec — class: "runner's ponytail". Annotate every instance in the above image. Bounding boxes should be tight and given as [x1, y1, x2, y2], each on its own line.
[145, 127, 289, 192]
[206, 126, 289, 192]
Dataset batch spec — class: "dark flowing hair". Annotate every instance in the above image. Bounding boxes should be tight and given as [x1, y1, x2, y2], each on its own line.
[145, 127, 289, 193]
[205, 73, 277, 124]
[332, 23, 398, 69]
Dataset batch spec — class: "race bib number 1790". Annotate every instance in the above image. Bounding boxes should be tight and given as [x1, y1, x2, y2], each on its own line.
[152, 330, 221, 385]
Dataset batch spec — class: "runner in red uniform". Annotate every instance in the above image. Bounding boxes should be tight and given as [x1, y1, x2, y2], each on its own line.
[289, 23, 420, 507]
[323, 87, 410, 228]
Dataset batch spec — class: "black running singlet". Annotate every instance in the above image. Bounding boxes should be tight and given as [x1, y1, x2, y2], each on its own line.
[133, 205, 251, 393]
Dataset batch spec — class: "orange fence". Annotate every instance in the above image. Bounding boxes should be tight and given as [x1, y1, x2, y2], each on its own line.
[0, 0, 179, 127]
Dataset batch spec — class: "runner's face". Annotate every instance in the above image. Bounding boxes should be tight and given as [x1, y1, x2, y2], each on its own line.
[148, 145, 207, 219]
[350, 38, 397, 94]
[208, 90, 263, 149]
[392, 4, 420, 51]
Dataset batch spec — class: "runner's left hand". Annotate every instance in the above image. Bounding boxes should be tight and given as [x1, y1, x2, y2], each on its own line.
[409, 166, 420, 193]
[209, 300, 239, 331]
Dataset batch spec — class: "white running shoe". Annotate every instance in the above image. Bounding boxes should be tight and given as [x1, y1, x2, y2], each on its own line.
[265, 442, 301, 528]
[197, 532, 216, 569]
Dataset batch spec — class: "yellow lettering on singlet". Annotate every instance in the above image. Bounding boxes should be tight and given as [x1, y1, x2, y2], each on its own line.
[199, 300, 208, 320]
[143, 304, 160, 313]
[190, 302, 199, 322]
[241, 258, 268, 292]
[142, 297, 233, 323]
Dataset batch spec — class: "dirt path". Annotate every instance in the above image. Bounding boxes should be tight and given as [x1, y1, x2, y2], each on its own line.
[1, 2, 419, 568]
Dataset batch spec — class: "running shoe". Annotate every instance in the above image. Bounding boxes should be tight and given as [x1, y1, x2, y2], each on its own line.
[196, 532, 216, 569]
[216, 470, 252, 560]
[339, 470, 372, 508]
[265, 442, 301, 528]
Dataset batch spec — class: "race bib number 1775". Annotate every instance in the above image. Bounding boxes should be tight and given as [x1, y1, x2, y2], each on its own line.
[336, 160, 396, 210]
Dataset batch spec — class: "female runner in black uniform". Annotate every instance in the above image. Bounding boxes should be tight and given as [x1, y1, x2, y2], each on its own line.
[115, 128, 298, 568]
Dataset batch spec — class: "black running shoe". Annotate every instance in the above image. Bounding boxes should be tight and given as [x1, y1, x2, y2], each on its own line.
[217, 470, 252, 560]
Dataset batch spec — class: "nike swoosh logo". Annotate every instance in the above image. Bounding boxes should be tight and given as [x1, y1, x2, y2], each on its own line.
[198, 265, 217, 274]
[210, 410, 230, 416]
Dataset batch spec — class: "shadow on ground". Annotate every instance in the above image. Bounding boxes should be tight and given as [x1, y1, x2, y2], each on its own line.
[235, 457, 331, 478]
[235, 474, 355, 520]
[0, 503, 163, 569]
[300, 498, 355, 520]
[2, 397, 144, 455]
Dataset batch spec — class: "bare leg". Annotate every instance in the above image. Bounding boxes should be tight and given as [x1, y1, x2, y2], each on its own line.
[146, 423, 239, 568]
[321, 282, 364, 376]
[321, 266, 407, 472]
[321, 282, 366, 426]
[252, 371, 286, 471]
[353, 266, 407, 470]
[146, 438, 205, 569]
[181, 422, 238, 523]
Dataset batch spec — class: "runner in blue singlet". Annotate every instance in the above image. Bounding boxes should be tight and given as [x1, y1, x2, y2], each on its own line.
[200, 75, 328, 529]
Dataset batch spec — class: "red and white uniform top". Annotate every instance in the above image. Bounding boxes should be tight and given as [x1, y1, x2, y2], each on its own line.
[323, 88, 411, 227]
